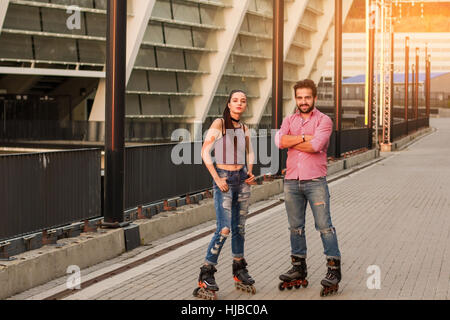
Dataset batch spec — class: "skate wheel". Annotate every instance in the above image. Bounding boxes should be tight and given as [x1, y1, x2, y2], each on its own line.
[278, 282, 285, 291]
[251, 287, 256, 294]
[303, 280, 309, 288]
[320, 288, 325, 297]
[286, 285, 293, 290]
[294, 284, 301, 289]
[193, 287, 200, 297]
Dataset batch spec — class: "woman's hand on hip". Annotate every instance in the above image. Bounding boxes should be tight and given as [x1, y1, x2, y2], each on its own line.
[245, 172, 256, 185]
[214, 176, 229, 192]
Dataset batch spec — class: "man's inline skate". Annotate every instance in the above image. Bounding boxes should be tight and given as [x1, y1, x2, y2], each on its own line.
[278, 255, 308, 290]
[193, 264, 219, 300]
[233, 258, 256, 294]
[320, 258, 341, 297]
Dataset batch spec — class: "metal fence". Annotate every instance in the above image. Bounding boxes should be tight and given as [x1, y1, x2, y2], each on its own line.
[340, 128, 369, 154]
[123, 136, 284, 210]
[122, 129, 370, 210]
[0, 149, 101, 241]
[392, 118, 429, 141]
[124, 143, 211, 210]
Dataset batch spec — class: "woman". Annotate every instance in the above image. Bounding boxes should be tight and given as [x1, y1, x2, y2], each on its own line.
[193, 90, 256, 300]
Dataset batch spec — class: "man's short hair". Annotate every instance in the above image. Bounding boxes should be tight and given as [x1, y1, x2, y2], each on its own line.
[293, 79, 317, 98]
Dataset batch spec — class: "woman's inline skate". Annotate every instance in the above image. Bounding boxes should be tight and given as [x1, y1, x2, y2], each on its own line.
[233, 258, 256, 294]
[193, 264, 219, 300]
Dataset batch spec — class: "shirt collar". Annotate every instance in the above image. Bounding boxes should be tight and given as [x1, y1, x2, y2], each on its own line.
[294, 107, 317, 118]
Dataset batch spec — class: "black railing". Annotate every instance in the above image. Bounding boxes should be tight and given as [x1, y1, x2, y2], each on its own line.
[340, 128, 369, 154]
[392, 118, 429, 141]
[125, 143, 210, 210]
[0, 149, 101, 241]
[123, 136, 283, 210]
[392, 121, 407, 141]
[122, 129, 370, 210]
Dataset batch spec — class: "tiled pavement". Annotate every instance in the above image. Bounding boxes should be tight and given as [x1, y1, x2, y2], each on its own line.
[11, 118, 450, 300]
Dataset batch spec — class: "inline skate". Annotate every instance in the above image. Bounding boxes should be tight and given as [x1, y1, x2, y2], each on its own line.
[233, 258, 256, 294]
[320, 258, 341, 297]
[278, 255, 308, 290]
[193, 264, 219, 300]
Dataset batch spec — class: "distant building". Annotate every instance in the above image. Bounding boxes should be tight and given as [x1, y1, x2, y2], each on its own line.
[318, 72, 450, 110]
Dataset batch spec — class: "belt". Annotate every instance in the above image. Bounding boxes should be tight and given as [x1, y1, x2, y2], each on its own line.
[286, 176, 326, 182]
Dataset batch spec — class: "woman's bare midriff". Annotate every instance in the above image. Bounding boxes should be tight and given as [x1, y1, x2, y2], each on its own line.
[216, 164, 244, 171]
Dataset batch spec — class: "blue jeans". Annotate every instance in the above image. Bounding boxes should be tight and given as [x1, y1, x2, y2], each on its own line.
[284, 177, 341, 260]
[204, 167, 251, 265]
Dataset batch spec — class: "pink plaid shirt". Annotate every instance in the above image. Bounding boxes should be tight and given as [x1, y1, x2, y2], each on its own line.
[275, 108, 333, 180]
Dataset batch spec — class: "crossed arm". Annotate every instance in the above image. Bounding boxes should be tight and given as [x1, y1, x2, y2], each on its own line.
[280, 134, 316, 153]
[276, 116, 333, 153]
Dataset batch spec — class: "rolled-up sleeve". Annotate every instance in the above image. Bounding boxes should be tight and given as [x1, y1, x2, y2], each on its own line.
[274, 116, 291, 149]
[310, 116, 333, 152]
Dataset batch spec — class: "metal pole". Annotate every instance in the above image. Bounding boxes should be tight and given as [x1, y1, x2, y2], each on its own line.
[104, 0, 126, 224]
[389, 26, 394, 143]
[404, 36, 409, 135]
[425, 46, 429, 119]
[379, 0, 384, 129]
[366, 0, 375, 149]
[415, 47, 419, 120]
[272, 0, 283, 175]
[426, 53, 431, 119]
[411, 63, 415, 131]
[334, 0, 342, 159]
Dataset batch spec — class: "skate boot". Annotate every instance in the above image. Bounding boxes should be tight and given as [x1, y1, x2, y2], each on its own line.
[232, 258, 256, 294]
[320, 258, 341, 297]
[193, 264, 219, 300]
[278, 255, 308, 290]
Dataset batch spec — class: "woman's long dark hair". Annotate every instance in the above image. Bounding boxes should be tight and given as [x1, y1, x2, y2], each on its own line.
[223, 89, 247, 131]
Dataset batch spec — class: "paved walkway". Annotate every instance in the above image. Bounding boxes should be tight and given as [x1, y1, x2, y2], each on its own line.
[11, 118, 450, 300]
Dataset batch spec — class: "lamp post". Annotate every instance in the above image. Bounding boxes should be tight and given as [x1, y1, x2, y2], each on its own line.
[104, 0, 127, 224]
[415, 47, 419, 120]
[334, 0, 342, 158]
[366, 0, 376, 149]
[428, 55, 431, 121]
[272, 0, 283, 175]
[404, 36, 409, 135]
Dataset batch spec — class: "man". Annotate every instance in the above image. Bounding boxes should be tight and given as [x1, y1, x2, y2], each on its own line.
[275, 79, 342, 297]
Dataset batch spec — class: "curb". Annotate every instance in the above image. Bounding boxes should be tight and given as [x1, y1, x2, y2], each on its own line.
[0, 229, 124, 300]
[390, 127, 434, 151]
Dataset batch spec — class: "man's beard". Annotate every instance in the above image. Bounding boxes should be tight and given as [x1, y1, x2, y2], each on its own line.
[297, 101, 315, 114]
